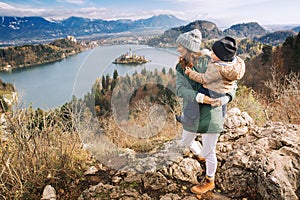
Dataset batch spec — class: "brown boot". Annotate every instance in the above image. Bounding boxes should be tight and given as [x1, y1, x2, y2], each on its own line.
[191, 176, 215, 194]
[193, 155, 206, 163]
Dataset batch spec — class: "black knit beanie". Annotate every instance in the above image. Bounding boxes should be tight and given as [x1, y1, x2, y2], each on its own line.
[212, 36, 237, 61]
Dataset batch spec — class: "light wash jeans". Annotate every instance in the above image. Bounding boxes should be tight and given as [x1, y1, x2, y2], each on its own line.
[180, 130, 219, 177]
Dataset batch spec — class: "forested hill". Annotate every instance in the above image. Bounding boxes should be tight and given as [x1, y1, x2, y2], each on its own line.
[223, 22, 267, 38]
[148, 20, 298, 47]
[147, 20, 223, 47]
[243, 32, 300, 90]
[0, 37, 87, 71]
[0, 79, 15, 111]
[255, 30, 297, 46]
[240, 31, 300, 124]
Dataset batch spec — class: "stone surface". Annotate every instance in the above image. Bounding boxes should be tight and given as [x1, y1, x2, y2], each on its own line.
[41, 185, 56, 200]
[217, 120, 300, 200]
[78, 108, 300, 200]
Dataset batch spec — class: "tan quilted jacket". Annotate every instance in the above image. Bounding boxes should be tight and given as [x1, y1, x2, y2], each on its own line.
[188, 56, 245, 94]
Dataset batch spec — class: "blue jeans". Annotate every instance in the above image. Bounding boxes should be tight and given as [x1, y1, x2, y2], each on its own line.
[181, 88, 226, 125]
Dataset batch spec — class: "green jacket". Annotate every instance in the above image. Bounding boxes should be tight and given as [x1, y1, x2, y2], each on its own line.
[175, 57, 237, 133]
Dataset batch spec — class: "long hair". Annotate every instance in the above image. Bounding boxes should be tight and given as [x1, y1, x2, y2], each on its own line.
[179, 49, 202, 69]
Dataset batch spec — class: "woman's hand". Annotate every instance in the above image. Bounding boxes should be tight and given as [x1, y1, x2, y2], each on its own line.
[196, 93, 222, 106]
[185, 67, 192, 76]
[203, 96, 222, 106]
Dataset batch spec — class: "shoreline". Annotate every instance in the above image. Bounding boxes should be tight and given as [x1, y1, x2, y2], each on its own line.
[0, 49, 89, 72]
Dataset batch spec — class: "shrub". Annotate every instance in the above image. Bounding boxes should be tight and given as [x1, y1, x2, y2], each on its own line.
[264, 68, 300, 124]
[228, 84, 267, 126]
[0, 107, 92, 199]
[100, 97, 181, 152]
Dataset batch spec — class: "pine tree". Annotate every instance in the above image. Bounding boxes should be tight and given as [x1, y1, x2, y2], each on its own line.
[162, 67, 166, 74]
[143, 84, 147, 91]
[101, 75, 106, 90]
[135, 76, 141, 87]
[154, 69, 158, 76]
[292, 33, 300, 72]
[105, 74, 110, 90]
[111, 69, 119, 91]
[168, 68, 174, 76]
[261, 45, 272, 65]
[157, 75, 163, 86]
[283, 35, 294, 48]
[111, 80, 116, 91]
[141, 67, 147, 75]
[113, 69, 119, 80]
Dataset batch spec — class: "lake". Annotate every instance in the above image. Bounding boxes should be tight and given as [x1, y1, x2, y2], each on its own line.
[0, 45, 179, 109]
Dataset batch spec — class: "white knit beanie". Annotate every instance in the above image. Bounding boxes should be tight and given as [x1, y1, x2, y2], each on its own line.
[176, 29, 202, 53]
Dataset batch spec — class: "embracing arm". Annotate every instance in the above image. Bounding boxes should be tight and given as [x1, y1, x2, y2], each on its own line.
[211, 81, 238, 106]
[176, 65, 221, 105]
[186, 63, 219, 85]
[176, 60, 225, 105]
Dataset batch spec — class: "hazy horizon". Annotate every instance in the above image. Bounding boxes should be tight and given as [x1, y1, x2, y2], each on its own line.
[1, 14, 299, 32]
[1, 0, 299, 28]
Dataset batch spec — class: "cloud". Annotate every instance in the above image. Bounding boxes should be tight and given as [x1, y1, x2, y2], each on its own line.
[0, 1, 103, 19]
[158, 0, 276, 26]
[0, 2, 46, 16]
[103, 9, 185, 20]
[0, 2, 14, 9]
[0, 1, 183, 21]
[39, 6, 108, 19]
[56, 0, 87, 5]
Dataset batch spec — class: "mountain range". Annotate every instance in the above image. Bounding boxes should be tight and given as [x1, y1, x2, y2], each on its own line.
[1, 15, 299, 46]
[0, 15, 187, 45]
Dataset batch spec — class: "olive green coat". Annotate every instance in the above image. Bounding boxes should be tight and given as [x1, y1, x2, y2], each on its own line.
[176, 57, 237, 133]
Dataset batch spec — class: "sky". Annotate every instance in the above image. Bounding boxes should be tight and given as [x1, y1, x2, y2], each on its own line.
[0, 0, 300, 28]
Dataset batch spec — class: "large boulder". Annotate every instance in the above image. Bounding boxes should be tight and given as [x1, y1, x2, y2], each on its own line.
[217, 116, 300, 199]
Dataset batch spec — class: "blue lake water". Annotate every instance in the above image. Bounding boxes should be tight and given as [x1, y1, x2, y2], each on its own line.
[0, 45, 179, 109]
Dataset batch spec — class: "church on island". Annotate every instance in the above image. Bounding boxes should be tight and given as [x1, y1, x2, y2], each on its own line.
[113, 48, 150, 65]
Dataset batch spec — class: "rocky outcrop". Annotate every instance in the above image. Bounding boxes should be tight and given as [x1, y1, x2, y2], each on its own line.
[217, 108, 300, 200]
[78, 108, 300, 200]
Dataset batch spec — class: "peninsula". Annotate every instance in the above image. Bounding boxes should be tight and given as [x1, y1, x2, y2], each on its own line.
[0, 36, 91, 71]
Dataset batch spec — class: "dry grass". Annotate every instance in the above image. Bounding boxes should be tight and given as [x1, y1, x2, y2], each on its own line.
[264, 68, 300, 124]
[101, 97, 182, 152]
[228, 84, 267, 126]
[230, 68, 300, 126]
[0, 105, 92, 199]
[1, 94, 182, 199]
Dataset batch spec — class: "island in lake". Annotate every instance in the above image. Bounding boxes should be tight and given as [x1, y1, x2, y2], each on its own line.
[113, 49, 150, 65]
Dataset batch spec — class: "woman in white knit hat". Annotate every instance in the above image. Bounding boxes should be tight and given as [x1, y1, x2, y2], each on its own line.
[175, 29, 238, 195]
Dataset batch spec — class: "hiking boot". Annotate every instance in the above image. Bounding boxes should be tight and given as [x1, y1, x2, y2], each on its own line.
[193, 155, 206, 163]
[191, 176, 215, 194]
